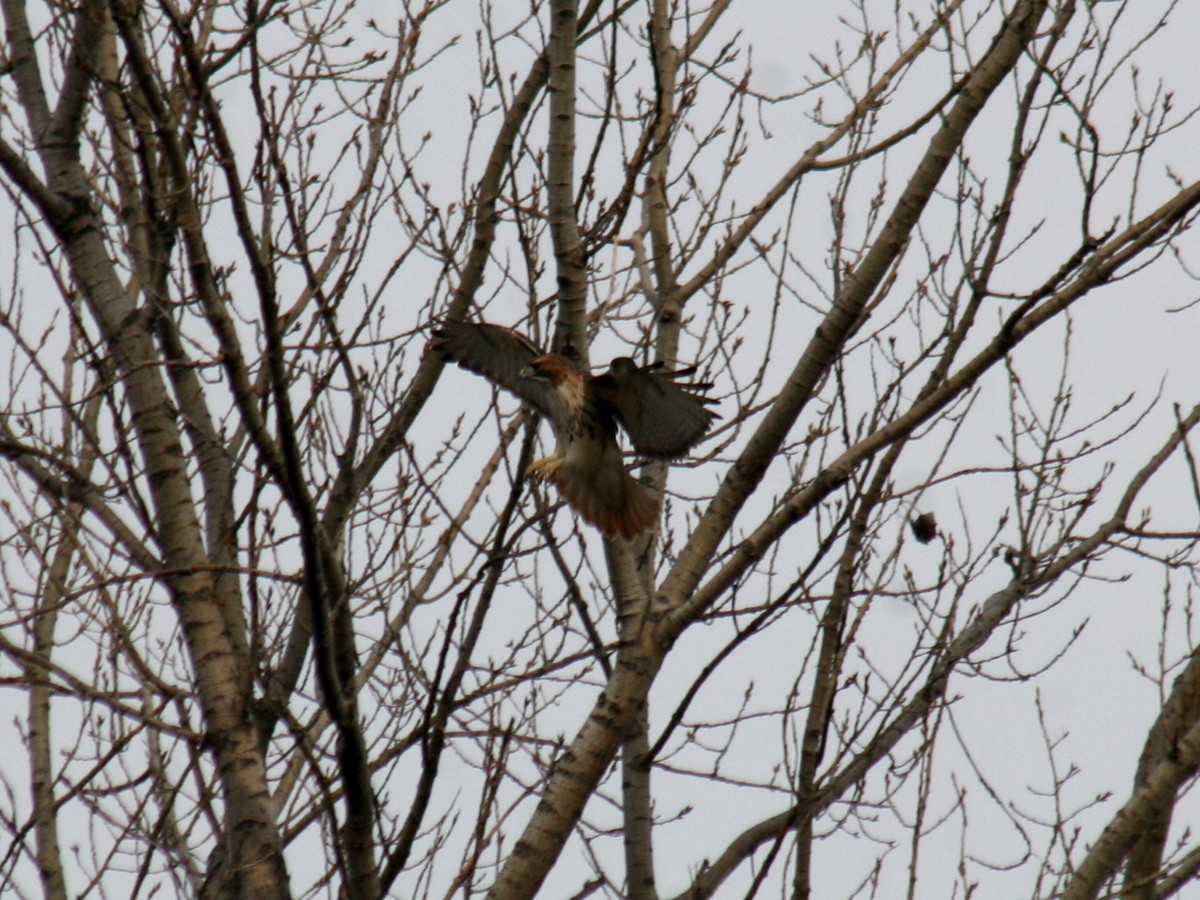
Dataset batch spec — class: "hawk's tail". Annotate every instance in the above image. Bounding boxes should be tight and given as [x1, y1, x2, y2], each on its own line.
[549, 464, 658, 540]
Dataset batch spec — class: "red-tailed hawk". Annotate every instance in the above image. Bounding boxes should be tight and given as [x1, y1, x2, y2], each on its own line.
[433, 320, 716, 538]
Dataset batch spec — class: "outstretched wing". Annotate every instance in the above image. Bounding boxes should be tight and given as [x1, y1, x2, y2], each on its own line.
[433, 320, 562, 421]
[592, 357, 717, 458]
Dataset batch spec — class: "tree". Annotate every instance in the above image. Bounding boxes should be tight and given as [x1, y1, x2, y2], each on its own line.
[2, 0, 1199, 896]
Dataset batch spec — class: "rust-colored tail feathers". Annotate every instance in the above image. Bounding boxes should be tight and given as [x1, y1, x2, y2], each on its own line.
[533, 460, 658, 539]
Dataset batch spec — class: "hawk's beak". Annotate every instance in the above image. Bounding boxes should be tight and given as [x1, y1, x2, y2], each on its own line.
[519, 365, 535, 378]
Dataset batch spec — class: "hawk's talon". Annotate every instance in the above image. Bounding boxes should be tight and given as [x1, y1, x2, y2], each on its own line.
[526, 456, 563, 481]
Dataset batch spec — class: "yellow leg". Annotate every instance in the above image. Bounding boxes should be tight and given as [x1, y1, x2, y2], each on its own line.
[526, 456, 564, 481]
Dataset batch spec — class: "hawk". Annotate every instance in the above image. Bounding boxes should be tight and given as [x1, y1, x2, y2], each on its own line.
[433, 320, 716, 538]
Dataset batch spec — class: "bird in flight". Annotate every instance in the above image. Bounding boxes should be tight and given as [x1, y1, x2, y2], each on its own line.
[433, 320, 716, 538]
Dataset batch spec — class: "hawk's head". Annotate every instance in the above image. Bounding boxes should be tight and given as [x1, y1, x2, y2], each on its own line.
[520, 354, 580, 386]
[521, 353, 588, 414]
